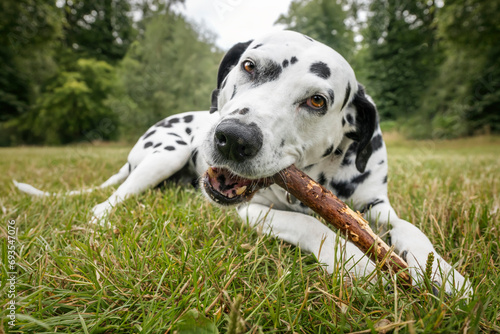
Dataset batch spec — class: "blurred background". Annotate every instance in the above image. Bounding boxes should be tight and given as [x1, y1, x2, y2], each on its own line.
[0, 0, 498, 146]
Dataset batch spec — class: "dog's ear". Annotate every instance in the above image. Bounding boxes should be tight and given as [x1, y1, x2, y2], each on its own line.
[347, 84, 378, 173]
[210, 40, 253, 113]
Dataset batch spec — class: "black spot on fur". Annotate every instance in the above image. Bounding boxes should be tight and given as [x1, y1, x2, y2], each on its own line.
[318, 172, 327, 185]
[168, 132, 181, 138]
[153, 143, 162, 148]
[128, 163, 131, 173]
[282, 59, 289, 68]
[183, 115, 194, 123]
[191, 149, 198, 167]
[383, 175, 388, 183]
[304, 164, 315, 171]
[144, 130, 156, 139]
[290, 56, 298, 64]
[280, 139, 285, 147]
[371, 134, 383, 152]
[176, 140, 187, 145]
[253, 43, 263, 49]
[345, 131, 359, 141]
[378, 160, 385, 165]
[329, 170, 371, 199]
[155, 120, 167, 128]
[334, 148, 343, 156]
[156, 117, 179, 128]
[186, 128, 192, 135]
[327, 89, 335, 106]
[401, 250, 408, 262]
[231, 85, 237, 99]
[164, 146, 175, 151]
[232, 108, 249, 115]
[361, 198, 385, 213]
[341, 82, 351, 110]
[310, 62, 331, 79]
[144, 142, 153, 149]
[322, 145, 334, 157]
[352, 171, 371, 184]
[253, 60, 282, 85]
[341, 142, 358, 166]
[303, 35, 314, 42]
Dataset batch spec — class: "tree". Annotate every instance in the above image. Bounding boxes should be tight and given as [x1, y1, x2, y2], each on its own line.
[0, 0, 62, 123]
[276, 0, 355, 60]
[425, 0, 500, 136]
[59, 0, 135, 65]
[107, 11, 222, 140]
[360, 0, 441, 120]
[22, 58, 119, 145]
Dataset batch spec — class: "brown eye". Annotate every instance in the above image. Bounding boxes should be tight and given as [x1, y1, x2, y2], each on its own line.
[242, 60, 255, 73]
[307, 95, 326, 109]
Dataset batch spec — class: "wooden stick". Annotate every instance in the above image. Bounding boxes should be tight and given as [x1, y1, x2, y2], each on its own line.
[271, 165, 412, 287]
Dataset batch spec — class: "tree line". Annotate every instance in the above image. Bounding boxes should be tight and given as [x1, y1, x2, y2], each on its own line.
[0, 0, 221, 145]
[1, 0, 498, 146]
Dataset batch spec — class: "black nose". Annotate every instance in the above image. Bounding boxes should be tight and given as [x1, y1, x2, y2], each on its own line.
[214, 119, 263, 162]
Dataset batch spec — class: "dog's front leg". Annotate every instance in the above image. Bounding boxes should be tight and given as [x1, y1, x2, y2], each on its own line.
[90, 149, 191, 226]
[237, 203, 376, 279]
[364, 201, 472, 297]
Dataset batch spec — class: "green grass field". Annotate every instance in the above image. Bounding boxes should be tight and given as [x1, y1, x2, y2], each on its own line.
[1, 136, 499, 333]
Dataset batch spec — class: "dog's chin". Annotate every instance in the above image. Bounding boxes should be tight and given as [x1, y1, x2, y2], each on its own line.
[201, 167, 273, 206]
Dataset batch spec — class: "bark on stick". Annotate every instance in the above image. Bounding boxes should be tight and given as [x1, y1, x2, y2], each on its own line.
[271, 165, 412, 286]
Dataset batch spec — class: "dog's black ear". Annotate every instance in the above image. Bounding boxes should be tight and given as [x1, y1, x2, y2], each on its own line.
[348, 84, 378, 173]
[210, 40, 253, 113]
[216, 40, 253, 88]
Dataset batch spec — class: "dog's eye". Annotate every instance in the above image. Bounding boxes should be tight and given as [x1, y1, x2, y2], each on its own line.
[307, 95, 326, 109]
[242, 60, 255, 73]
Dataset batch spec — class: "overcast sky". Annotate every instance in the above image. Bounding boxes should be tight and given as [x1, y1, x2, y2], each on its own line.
[176, 0, 294, 50]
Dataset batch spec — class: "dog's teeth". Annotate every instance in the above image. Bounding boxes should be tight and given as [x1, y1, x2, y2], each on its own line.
[207, 167, 216, 179]
[236, 186, 247, 196]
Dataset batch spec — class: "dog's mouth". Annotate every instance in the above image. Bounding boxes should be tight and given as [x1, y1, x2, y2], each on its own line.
[202, 167, 273, 206]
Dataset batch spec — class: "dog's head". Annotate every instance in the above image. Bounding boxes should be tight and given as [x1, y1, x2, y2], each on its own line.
[202, 30, 377, 205]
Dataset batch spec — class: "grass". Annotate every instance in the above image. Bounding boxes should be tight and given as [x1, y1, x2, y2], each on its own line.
[1, 136, 499, 333]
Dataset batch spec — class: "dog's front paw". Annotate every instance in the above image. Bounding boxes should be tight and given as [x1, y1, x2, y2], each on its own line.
[402, 249, 472, 299]
[89, 202, 113, 227]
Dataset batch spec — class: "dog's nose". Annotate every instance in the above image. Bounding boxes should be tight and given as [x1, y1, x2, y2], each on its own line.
[214, 119, 263, 162]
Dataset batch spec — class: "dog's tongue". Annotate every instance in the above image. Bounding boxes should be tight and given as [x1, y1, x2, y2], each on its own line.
[206, 167, 252, 199]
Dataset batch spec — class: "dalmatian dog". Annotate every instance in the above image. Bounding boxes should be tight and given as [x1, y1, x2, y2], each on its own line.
[15, 30, 470, 297]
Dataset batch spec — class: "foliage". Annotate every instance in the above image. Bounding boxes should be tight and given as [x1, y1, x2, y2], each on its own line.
[0, 0, 62, 123]
[107, 12, 221, 141]
[58, 0, 135, 64]
[410, 0, 500, 138]
[0, 0, 217, 146]
[276, 0, 356, 60]
[356, 0, 499, 138]
[1, 138, 499, 331]
[358, 0, 441, 120]
[26, 58, 118, 145]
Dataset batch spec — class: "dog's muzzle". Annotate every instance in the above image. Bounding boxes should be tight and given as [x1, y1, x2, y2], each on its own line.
[202, 119, 270, 206]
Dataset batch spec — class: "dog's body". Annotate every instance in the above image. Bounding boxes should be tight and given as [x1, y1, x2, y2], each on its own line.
[15, 31, 470, 296]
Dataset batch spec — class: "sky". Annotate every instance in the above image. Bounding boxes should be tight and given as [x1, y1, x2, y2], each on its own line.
[176, 0, 294, 50]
